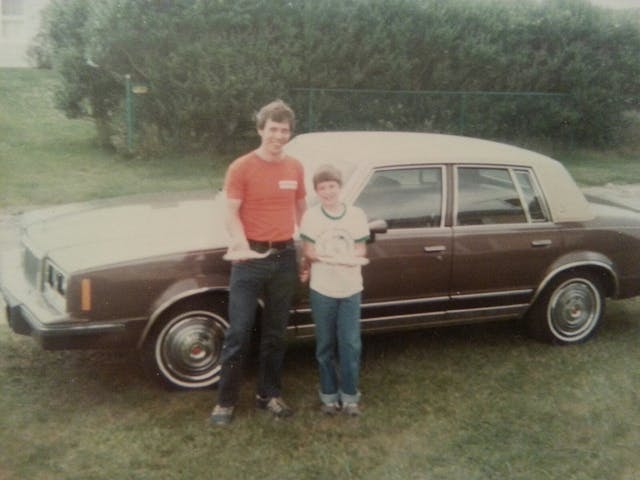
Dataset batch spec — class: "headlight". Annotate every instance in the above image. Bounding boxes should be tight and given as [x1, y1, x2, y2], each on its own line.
[42, 259, 69, 313]
[45, 260, 67, 295]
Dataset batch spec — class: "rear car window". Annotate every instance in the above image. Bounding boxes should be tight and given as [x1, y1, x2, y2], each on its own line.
[456, 166, 549, 226]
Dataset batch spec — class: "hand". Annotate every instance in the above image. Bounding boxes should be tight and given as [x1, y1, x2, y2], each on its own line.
[299, 266, 310, 283]
[299, 258, 310, 283]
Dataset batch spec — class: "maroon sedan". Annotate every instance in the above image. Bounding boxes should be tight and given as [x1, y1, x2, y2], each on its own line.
[3, 132, 640, 389]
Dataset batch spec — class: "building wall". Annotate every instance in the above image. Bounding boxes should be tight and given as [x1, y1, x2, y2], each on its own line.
[0, 0, 50, 67]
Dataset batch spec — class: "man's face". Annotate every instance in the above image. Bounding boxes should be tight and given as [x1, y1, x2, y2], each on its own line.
[257, 119, 291, 157]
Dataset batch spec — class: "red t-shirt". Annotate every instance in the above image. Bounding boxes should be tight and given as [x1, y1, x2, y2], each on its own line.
[225, 152, 306, 241]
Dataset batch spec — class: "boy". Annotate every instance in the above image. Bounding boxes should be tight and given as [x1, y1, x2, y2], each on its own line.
[299, 164, 369, 416]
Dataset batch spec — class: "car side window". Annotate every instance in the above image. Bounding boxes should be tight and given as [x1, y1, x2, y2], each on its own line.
[456, 167, 527, 225]
[354, 167, 443, 229]
[514, 170, 550, 222]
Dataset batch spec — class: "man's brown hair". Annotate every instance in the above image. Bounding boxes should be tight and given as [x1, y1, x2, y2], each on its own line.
[256, 99, 295, 131]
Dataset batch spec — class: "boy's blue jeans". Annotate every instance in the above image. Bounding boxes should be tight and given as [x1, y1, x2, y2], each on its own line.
[310, 289, 362, 405]
[217, 248, 297, 407]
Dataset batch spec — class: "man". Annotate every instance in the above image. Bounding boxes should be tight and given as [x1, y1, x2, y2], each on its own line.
[210, 100, 306, 426]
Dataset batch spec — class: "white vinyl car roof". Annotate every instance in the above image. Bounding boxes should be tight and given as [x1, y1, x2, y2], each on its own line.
[285, 131, 593, 223]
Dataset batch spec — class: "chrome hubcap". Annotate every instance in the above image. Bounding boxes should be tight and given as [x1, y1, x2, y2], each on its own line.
[548, 279, 600, 341]
[156, 311, 227, 386]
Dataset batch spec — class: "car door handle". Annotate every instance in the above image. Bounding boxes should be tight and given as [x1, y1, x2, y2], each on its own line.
[424, 245, 447, 253]
[531, 239, 552, 247]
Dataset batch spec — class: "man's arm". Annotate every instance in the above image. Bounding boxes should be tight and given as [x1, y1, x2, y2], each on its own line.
[299, 240, 317, 283]
[295, 198, 307, 226]
[226, 198, 249, 252]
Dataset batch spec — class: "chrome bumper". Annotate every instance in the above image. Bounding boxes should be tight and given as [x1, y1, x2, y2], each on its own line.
[1, 248, 127, 349]
[1, 247, 70, 328]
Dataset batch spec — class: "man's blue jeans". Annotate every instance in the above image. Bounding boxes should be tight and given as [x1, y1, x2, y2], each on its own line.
[217, 248, 297, 407]
[310, 289, 362, 405]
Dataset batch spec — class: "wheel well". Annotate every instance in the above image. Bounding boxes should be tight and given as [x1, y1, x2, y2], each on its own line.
[562, 266, 615, 297]
[138, 291, 229, 349]
[537, 265, 616, 303]
[163, 292, 228, 319]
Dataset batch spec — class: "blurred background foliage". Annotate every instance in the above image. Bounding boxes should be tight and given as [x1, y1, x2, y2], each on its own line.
[29, 0, 640, 156]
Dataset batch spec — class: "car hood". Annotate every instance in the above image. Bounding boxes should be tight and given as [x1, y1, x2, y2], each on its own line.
[21, 191, 229, 272]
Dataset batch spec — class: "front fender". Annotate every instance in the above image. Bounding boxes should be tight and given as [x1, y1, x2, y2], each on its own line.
[137, 275, 230, 348]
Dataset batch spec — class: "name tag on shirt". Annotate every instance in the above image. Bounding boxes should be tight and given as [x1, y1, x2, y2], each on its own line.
[279, 180, 298, 190]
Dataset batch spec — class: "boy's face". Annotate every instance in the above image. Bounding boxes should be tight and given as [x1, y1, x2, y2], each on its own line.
[315, 180, 341, 206]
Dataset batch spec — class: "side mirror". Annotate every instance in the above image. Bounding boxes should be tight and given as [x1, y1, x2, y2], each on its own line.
[367, 219, 388, 243]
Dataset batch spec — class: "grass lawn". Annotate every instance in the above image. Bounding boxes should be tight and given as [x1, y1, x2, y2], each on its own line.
[1, 299, 639, 480]
[1, 68, 640, 479]
[0, 68, 228, 210]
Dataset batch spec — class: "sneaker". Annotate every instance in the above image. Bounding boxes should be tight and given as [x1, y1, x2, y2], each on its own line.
[320, 402, 341, 415]
[256, 395, 293, 418]
[209, 404, 234, 426]
[342, 402, 361, 417]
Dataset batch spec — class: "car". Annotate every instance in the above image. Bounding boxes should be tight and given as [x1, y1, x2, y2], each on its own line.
[2, 131, 640, 390]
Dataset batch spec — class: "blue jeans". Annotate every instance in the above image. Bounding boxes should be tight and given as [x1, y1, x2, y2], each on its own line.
[217, 248, 297, 407]
[310, 289, 362, 405]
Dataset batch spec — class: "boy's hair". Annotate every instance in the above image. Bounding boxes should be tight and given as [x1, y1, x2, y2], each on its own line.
[256, 99, 295, 131]
[313, 164, 343, 189]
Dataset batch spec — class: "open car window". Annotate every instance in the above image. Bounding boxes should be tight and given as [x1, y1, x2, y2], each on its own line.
[354, 167, 443, 229]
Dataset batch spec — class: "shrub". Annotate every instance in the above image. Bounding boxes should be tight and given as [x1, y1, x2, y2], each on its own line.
[33, 0, 640, 155]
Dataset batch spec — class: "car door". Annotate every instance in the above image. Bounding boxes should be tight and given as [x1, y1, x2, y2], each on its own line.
[449, 165, 563, 322]
[350, 166, 453, 332]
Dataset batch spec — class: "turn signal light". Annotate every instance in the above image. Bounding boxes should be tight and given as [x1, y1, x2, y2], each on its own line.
[81, 279, 92, 311]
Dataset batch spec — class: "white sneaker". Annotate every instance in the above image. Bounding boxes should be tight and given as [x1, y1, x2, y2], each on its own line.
[342, 403, 361, 417]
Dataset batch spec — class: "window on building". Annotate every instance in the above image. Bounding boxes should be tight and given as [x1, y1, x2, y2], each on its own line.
[1, 0, 24, 16]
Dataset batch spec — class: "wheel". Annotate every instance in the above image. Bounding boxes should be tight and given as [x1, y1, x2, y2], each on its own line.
[526, 272, 605, 344]
[142, 301, 229, 389]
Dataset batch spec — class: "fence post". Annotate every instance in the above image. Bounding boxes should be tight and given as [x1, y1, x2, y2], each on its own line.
[307, 88, 315, 132]
[459, 93, 467, 135]
[125, 74, 134, 153]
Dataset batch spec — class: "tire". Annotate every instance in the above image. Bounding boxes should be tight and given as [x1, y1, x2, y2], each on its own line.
[142, 300, 229, 389]
[526, 272, 605, 345]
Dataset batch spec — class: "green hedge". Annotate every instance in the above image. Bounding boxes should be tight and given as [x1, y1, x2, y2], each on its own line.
[32, 0, 640, 154]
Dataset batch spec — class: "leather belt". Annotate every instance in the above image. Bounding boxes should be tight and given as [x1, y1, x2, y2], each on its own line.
[248, 239, 294, 253]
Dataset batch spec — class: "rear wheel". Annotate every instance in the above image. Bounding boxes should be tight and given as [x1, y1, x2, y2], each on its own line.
[142, 301, 228, 389]
[527, 272, 605, 344]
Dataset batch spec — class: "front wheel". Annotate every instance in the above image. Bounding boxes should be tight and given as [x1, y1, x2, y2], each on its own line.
[142, 301, 229, 389]
[526, 272, 605, 344]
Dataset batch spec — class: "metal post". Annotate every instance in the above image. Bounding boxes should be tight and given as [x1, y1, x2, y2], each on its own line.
[307, 88, 315, 132]
[125, 74, 133, 152]
[460, 93, 467, 135]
